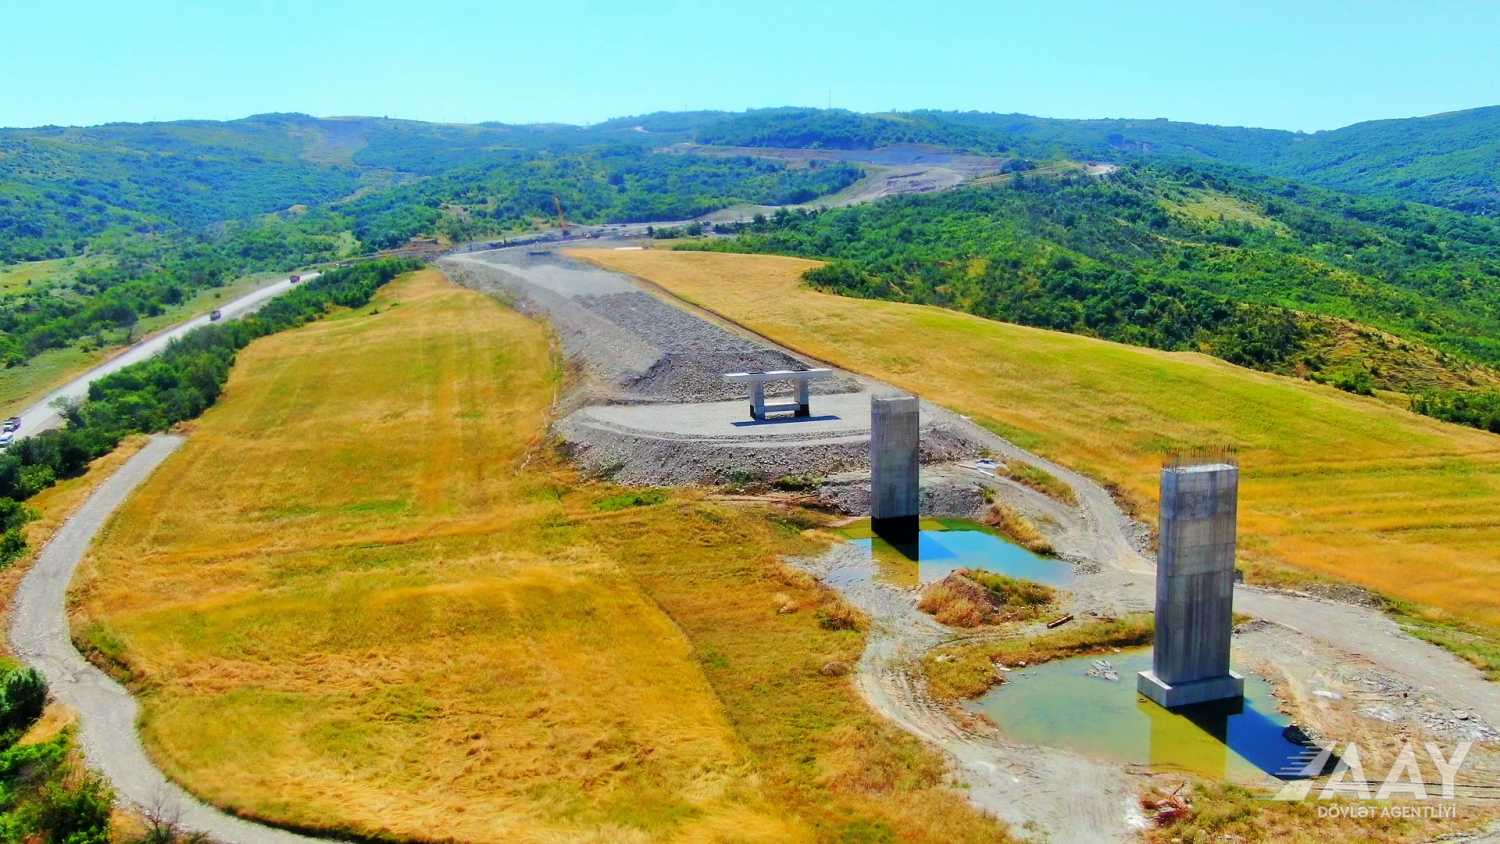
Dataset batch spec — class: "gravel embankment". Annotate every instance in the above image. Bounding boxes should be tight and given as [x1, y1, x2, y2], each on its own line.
[558, 411, 977, 485]
[442, 252, 859, 403]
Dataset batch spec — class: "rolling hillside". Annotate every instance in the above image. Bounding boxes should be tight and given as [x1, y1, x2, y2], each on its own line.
[0, 111, 834, 264]
[576, 248, 1500, 664]
[5, 105, 1500, 430]
[689, 162, 1500, 407]
[695, 106, 1500, 213]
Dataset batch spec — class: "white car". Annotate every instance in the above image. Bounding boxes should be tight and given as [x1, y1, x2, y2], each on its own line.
[0, 433, 14, 449]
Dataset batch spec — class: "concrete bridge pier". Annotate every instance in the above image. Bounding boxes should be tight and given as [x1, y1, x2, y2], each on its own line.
[1138, 462, 1245, 709]
[870, 394, 919, 544]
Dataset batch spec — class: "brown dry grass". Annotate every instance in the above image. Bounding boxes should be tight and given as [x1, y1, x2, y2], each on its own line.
[982, 501, 1053, 555]
[917, 576, 995, 628]
[918, 570, 1055, 627]
[922, 615, 1155, 702]
[572, 249, 1500, 641]
[1144, 780, 1493, 843]
[74, 269, 1008, 842]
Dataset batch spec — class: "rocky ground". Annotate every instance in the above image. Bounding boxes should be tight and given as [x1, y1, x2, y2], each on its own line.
[443, 248, 983, 484]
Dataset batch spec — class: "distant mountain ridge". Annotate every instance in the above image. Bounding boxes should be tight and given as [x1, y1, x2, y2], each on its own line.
[3, 104, 1496, 263]
[693, 106, 1500, 213]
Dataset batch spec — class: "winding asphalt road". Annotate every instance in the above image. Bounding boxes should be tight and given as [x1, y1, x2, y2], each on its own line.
[9, 435, 324, 843]
[15, 272, 317, 436]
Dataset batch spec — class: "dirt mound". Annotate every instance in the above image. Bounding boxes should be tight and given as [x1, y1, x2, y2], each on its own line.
[919, 571, 1001, 627]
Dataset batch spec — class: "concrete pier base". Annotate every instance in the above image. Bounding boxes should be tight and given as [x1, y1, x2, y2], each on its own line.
[1138, 669, 1245, 709]
[870, 395, 919, 543]
[1138, 462, 1243, 710]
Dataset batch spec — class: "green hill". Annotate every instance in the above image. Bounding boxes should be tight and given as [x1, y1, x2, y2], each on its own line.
[693, 106, 1500, 213]
[0, 112, 849, 374]
[687, 161, 1500, 415]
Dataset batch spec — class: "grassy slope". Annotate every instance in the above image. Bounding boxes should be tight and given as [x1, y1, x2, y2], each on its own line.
[73, 269, 1005, 842]
[573, 249, 1500, 633]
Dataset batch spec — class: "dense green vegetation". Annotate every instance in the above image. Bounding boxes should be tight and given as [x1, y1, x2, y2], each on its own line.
[0, 113, 859, 376]
[342, 146, 860, 248]
[0, 119, 361, 264]
[0, 663, 112, 843]
[0, 111, 790, 266]
[0, 214, 350, 366]
[694, 106, 1500, 213]
[1412, 389, 1500, 433]
[686, 162, 1500, 398]
[7, 106, 1500, 435]
[0, 259, 416, 564]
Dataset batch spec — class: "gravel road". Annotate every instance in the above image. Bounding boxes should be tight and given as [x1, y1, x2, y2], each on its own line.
[9, 435, 326, 844]
[15, 272, 315, 437]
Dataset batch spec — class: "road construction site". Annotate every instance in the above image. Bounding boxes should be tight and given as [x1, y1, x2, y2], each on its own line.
[446, 244, 1500, 842]
[10, 241, 1500, 843]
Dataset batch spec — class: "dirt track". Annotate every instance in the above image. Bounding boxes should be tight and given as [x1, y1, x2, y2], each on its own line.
[9, 435, 328, 843]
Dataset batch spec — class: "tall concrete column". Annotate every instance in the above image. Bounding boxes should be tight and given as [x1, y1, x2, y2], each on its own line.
[1138, 462, 1245, 709]
[870, 394, 919, 543]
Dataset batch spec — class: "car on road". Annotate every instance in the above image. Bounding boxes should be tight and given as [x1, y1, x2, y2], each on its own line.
[0, 433, 13, 449]
[210, 309, 222, 321]
[290, 274, 301, 283]
[3, 417, 18, 433]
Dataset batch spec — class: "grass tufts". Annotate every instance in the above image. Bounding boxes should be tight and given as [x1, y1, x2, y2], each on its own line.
[981, 502, 1054, 554]
[923, 614, 1154, 702]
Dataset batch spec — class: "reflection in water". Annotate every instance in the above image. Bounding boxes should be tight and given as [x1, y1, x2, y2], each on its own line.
[847, 526, 1075, 589]
[968, 649, 1329, 781]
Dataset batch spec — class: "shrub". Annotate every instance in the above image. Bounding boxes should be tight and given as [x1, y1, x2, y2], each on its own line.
[917, 577, 994, 627]
[0, 529, 25, 566]
[0, 668, 47, 734]
[17, 464, 55, 499]
[918, 569, 1056, 627]
[816, 601, 863, 631]
[29, 775, 112, 844]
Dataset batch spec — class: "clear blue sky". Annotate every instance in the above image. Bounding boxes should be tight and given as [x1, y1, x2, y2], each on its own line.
[5, 0, 1498, 132]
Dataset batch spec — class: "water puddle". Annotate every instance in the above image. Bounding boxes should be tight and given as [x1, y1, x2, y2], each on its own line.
[964, 648, 1326, 781]
[838, 518, 1074, 589]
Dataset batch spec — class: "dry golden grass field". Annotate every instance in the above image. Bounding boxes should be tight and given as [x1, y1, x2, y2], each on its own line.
[573, 249, 1500, 643]
[73, 269, 1006, 842]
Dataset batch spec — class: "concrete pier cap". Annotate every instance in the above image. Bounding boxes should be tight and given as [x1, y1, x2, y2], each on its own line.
[870, 394, 919, 543]
[1138, 460, 1245, 709]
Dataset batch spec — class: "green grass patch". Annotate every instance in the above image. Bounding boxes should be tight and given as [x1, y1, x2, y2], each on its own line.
[998, 461, 1078, 507]
[923, 614, 1154, 702]
[592, 489, 667, 512]
[1388, 601, 1500, 681]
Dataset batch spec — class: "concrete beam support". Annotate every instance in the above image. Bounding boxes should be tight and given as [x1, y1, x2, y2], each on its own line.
[1138, 463, 1245, 709]
[870, 394, 919, 543]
